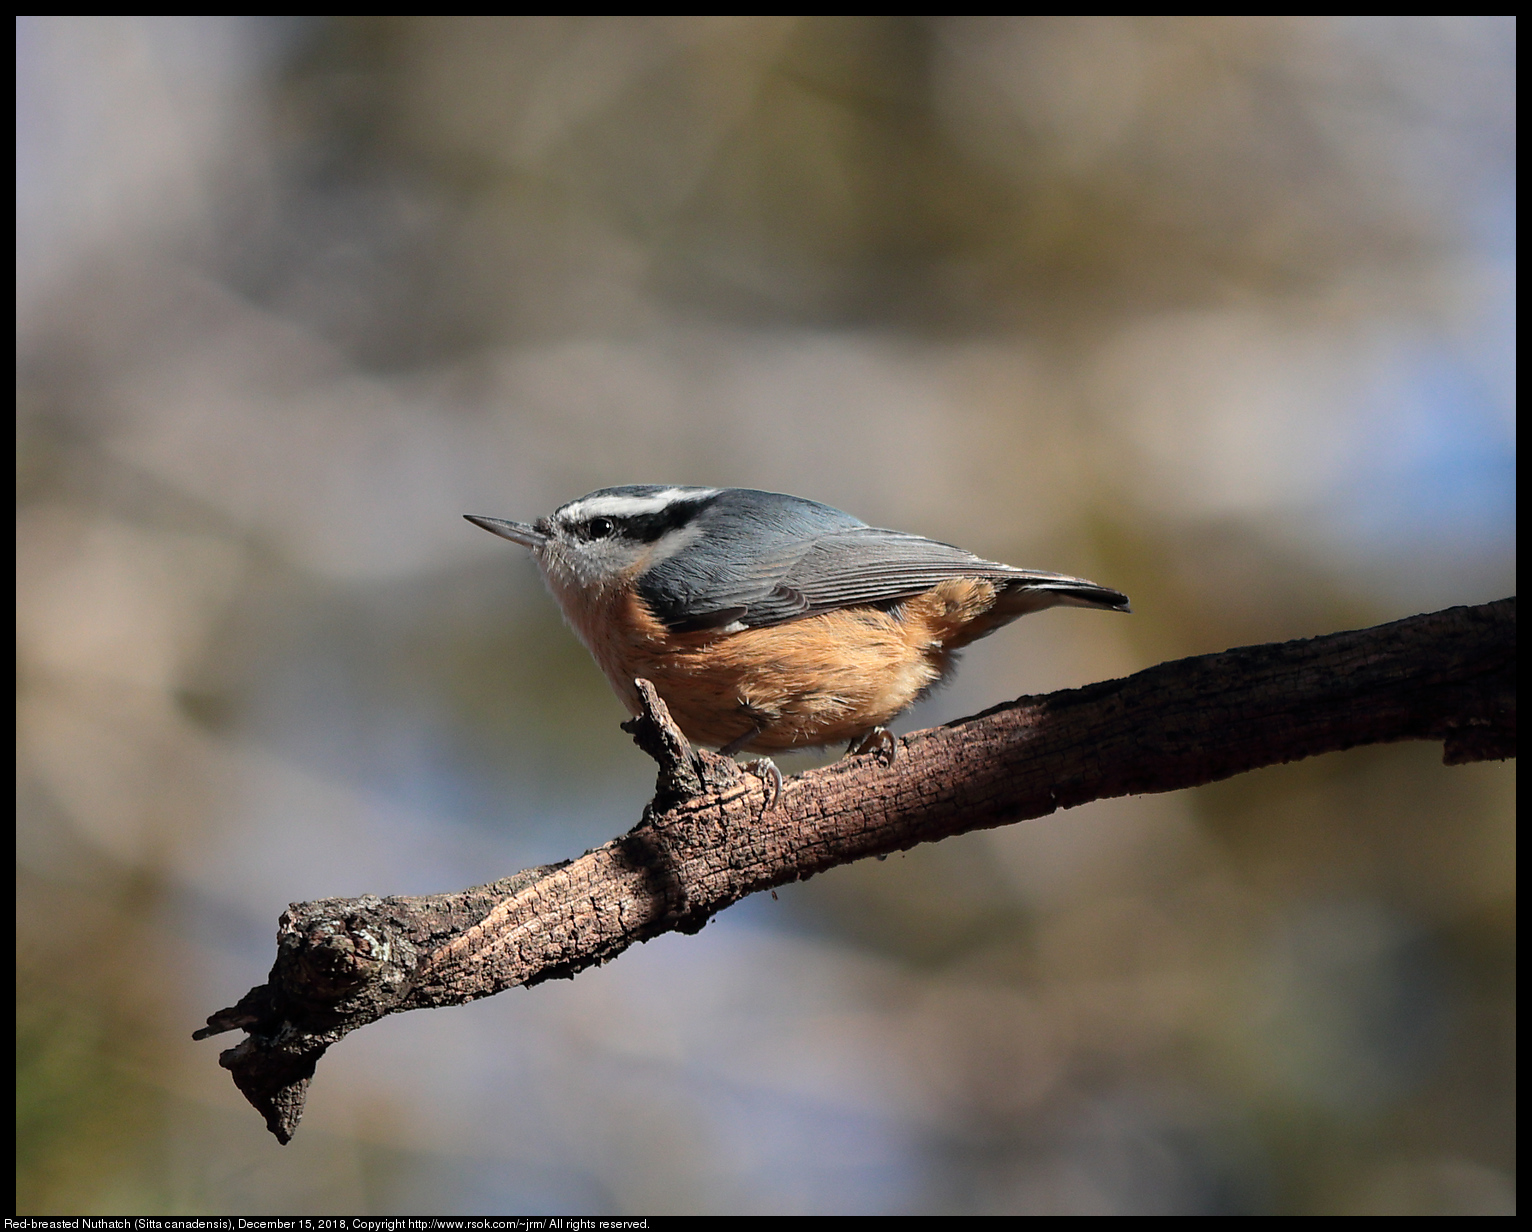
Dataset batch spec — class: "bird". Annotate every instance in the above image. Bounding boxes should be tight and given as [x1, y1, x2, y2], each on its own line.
[466, 485, 1129, 763]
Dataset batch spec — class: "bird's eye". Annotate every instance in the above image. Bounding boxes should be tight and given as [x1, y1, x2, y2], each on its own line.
[587, 517, 615, 539]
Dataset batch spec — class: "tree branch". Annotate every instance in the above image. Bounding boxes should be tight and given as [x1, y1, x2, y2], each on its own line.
[196, 598, 1515, 1143]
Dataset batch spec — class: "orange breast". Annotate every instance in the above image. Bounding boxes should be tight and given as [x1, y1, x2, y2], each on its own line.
[571, 577, 1003, 753]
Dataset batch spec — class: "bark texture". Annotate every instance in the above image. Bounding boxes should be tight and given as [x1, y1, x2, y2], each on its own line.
[196, 598, 1515, 1143]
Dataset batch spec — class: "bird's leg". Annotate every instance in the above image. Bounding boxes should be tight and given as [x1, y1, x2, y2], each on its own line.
[717, 725, 757, 756]
[719, 723, 783, 810]
[848, 726, 898, 766]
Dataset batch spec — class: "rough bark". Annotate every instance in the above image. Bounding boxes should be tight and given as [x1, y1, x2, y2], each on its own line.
[196, 598, 1515, 1143]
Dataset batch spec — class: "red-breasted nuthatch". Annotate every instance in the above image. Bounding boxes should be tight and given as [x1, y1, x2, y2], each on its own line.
[467, 486, 1129, 758]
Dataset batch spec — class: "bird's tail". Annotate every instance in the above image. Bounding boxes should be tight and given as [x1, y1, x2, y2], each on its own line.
[994, 571, 1132, 618]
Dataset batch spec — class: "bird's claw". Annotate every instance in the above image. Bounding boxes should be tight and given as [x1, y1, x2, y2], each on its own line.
[848, 727, 898, 766]
[750, 757, 784, 810]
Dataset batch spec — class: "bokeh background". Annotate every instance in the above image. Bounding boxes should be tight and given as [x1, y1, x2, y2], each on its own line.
[16, 16, 1515, 1215]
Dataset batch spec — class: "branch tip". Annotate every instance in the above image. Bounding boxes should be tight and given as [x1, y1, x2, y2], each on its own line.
[622, 678, 710, 806]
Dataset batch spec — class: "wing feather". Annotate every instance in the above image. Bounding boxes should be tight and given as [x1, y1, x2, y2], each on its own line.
[641, 517, 1127, 632]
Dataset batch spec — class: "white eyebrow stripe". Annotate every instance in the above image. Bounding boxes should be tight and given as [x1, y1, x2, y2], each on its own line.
[561, 488, 719, 521]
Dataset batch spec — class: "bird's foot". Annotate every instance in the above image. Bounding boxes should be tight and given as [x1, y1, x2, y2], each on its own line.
[749, 757, 784, 810]
[848, 727, 898, 766]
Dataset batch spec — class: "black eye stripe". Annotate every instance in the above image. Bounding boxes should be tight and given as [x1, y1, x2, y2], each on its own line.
[574, 496, 718, 543]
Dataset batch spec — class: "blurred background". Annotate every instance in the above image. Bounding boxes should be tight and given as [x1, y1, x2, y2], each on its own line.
[16, 16, 1515, 1215]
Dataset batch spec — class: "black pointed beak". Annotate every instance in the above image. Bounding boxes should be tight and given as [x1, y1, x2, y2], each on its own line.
[464, 515, 547, 549]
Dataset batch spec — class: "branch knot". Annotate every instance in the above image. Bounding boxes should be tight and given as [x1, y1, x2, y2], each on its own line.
[621, 678, 743, 809]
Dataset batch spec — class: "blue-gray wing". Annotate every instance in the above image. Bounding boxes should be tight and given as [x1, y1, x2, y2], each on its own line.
[634, 490, 866, 631]
[640, 516, 1129, 632]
